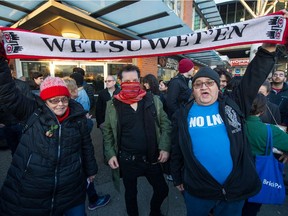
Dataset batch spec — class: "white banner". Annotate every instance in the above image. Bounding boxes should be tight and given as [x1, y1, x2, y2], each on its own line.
[1, 12, 287, 60]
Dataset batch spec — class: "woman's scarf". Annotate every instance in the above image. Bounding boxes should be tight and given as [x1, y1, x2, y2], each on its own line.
[114, 82, 146, 104]
[56, 107, 70, 123]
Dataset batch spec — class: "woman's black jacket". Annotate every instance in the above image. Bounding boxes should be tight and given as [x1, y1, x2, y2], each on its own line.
[0, 58, 98, 216]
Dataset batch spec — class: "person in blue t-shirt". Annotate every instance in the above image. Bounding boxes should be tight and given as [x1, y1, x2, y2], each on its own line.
[170, 43, 279, 216]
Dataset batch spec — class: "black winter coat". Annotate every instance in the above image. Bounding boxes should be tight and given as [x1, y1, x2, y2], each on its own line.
[166, 74, 192, 119]
[267, 82, 288, 126]
[170, 47, 276, 201]
[0, 78, 33, 126]
[260, 100, 281, 124]
[83, 82, 95, 111]
[95, 87, 120, 128]
[0, 59, 98, 216]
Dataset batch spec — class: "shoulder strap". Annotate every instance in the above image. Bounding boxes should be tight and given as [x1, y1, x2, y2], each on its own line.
[265, 104, 279, 125]
[265, 124, 273, 155]
[152, 96, 160, 128]
[22, 108, 42, 133]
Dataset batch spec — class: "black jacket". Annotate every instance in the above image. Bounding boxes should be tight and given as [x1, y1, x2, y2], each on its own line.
[0, 78, 34, 126]
[267, 82, 288, 126]
[95, 87, 120, 128]
[113, 92, 160, 163]
[0, 59, 98, 216]
[166, 74, 192, 118]
[260, 100, 281, 124]
[27, 79, 40, 91]
[170, 47, 276, 201]
[83, 82, 95, 111]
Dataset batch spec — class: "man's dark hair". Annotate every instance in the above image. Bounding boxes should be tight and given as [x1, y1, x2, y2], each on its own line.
[272, 69, 287, 77]
[225, 76, 242, 91]
[272, 69, 286, 73]
[31, 72, 43, 80]
[143, 74, 160, 95]
[70, 72, 84, 87]
[261, 80, 271, 93]
[250, 93, 267, 115]
[73, 67, 85, 76]
[214, 68, 232, 83]
[118, 64, 140, 80]
[159, 80, 169, 87]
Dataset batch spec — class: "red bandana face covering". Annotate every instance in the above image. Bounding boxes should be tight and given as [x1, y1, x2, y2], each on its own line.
[114, 82, 146, 104]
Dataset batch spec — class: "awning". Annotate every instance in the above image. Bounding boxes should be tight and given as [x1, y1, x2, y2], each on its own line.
[184, 50, 224, 66]
[0, 0, 226, 66]
[64, 0, 193, 40]
[194, 0, 224, 27]
[0, 1, 46, 26]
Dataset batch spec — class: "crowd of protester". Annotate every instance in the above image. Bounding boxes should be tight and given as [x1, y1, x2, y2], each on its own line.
[1, 14, 288, 216]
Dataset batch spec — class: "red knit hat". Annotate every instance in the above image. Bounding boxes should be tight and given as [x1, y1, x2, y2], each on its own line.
[40, 76, 70, 101]
[178, 58, 194, 74]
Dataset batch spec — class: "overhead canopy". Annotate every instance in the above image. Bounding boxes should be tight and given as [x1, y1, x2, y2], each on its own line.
[0, 0, 226, 66]
[184, 50, 224, 67]
[194, 0, 224, 27]
[65, 0, 194, 40]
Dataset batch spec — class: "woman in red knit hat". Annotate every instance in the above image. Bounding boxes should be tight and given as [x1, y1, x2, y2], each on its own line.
[0, 46, 98, 215]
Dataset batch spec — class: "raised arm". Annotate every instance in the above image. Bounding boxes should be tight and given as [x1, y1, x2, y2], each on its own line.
[0, 56, 36, 121]
[233, 44, 276, 117]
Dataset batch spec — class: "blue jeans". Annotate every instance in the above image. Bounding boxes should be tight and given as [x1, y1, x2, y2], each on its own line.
[64, 203, 86, 216]
[183, 191, 244, 216]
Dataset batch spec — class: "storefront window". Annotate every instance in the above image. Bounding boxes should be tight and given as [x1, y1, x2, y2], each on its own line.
[54, 64, 77, 77]
[157, 57, 178, 81]
[21, 61, 50, 80]
[85, 65, 104, 81]
[107, 63, 127, 76]
[84, 65, 104, 93]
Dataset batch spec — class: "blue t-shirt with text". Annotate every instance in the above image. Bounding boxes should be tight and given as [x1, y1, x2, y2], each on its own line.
[188, 101, 233, 184]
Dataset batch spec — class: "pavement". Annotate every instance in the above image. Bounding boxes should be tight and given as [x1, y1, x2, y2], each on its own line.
[0, 123, 288, 216]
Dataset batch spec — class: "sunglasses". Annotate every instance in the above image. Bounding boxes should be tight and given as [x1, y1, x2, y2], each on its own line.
[193, 80, 215, 89]
[105, 80, 114, 83]
[47, 97, 69, 104]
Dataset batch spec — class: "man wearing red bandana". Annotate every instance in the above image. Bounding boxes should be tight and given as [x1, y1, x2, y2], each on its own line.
[103, 64, 172, 216]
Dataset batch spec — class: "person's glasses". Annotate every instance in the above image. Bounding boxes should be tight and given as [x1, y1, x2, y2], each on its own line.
[273, 73, 285, 77]
[193, 80, 215, 89]
[105, 80, 114, 83]
[47, 97, 69, 104]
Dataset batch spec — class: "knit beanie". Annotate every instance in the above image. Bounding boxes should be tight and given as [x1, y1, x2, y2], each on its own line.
[178, 58, 194, 74]
[70, 72, 84, 87]
[40, 76, 70, 101]
[192, 67, 220, 88]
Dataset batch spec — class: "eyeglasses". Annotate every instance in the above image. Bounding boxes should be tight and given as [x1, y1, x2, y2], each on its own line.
[105, 80, 114, 83]
[193, 80, 215, 89]
[273, 73, 285, 77]
[47, 97, 69, 104]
